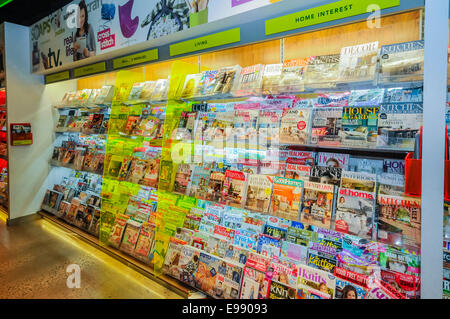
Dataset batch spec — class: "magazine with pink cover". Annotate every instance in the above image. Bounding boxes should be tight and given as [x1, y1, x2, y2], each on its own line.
[221, 170, 248, 208]
[240, 252, 272, 299]
[297, 264, 336, 299]
[363, 279, 407, 299]
[133, 222, 156, 262]
[108, 214, 130, 248]
[378, 269, 420, 299]
[300, 181, 335, 229]
[270, 260, 298, 288]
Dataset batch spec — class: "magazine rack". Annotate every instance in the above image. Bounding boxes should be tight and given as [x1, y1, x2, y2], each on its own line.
[405, 126, 450, 200]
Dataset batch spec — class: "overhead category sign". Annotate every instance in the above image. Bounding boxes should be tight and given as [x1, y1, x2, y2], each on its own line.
[170, 28, 241, 56]
[265, 0, 400, 35]
[113, 49, 158, 69]
[45, 71, 70, 84]
[74, 62, 106, 77]
[30, 0, 280, 74]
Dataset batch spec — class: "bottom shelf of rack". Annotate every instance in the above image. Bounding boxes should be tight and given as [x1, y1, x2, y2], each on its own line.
[38, 210, 198, 299]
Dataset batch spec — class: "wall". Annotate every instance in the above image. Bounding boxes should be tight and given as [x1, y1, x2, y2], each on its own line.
[4, 22, 77, 220]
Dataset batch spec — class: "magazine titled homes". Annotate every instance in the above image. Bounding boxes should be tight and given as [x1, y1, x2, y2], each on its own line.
[377, 103, 423, 150]
[300, 181, 335, 230]
[271, 177, 304, 221]
[334, 188, 375, 240]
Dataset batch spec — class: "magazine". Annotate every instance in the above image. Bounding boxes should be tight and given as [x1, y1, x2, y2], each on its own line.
[296, 264, 336, 299]
[309, 166, 342, 186]
[163, 238, 186, 278]
[270, 177, 304, 221]
[334, 188, 375, 240]
[186, 164, 212, 200]
[127, 159, 149, 185]
[244, 174, 273, 214]
[280, 240, 308, 264]
[257, 234, 281, 259]
[379, 40, 424, 83]
[257, 109, 283, 148]
[349, 89, 385, 106]
[338, 42, 379, 82]
[279, 107, 312, 145]
[378, 269, 420, 299]
[348, 157, 384, 175]
[262, 63, 283, 94]
[340, 106, 379, 148]
[173, 164, 193, 195]
[181, 73, 203, 99]
[384, 87, 423, 103]
[174, 111, 197, 141]
[269, 280, 297, 299]
[383, 159, 405, 175]
[120, 219, 142, 255]
[179, 246, 202, 287]
[206, 171, 225, 202]
[310, 107, 343, 147]
[300, 181, 335, 229]
[315, 92, 350, 108]
[270, 260, 298, 288]
[279, 58, 310, 93]
[108, 214, 130, 248]
[334, 267, 369, 299]
[193, 252, 220, 296]
[340, 171, 377, 193]
[232, 107, 259, 149]
[363, 279, 406, 299]
[142, 158, 160, 188]
[377, 103, 423, 150]
[316, 152, 349, 170]
[378, 173, 405, 196]
[377, 194, 421, 251]
[210, 65, 241, 96]
[213, 260, 244, 299]
[305, 54, 340, 88]
[240, 253, 271, 299]
[234, 64, 264, 97]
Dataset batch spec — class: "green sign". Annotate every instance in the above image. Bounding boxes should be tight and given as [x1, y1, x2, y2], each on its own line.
[113, 49, 159, 69]
[74, 62, 106, 78]
[45, 71, 70, 84]
[170, 28, 241, 57]
[265, 0, 400, 35]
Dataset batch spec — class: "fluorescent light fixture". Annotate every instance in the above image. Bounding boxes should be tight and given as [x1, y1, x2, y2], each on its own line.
[0, 0, 14, 8]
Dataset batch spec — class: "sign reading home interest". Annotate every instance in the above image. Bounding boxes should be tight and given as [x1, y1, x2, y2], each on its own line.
[265, 0, 400, 35]
[170, 28, 241, 57]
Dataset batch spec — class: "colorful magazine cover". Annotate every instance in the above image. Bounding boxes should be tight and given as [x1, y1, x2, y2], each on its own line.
[234, 64, 264, 97]
[334, 267, 369, 299]
[240, 253, 271, 299]
[244, 174, 273, 214]
[378, 269, 420, 299]
[142, 158, 160, 188]
[378, 173, 405, 196]
[379, 40, 424, 83]
[181, 73, 203, 99]
[206, 171, 225, 202]
[310, 106, 343, 147]
[269, 280, 297, 299]
[383, 159, 405, 175]
[133, 222, 155, 263]
[120, 220, 142, 255]
[270, 177, 304, 221]
[186, 164, 212, 200]
[270, 260, 298, 288]
[213, 260, 244, 299]
[340, 171, 377, 193]
[377, 103, 423, 150]
[232, 106, 259, 149]
[193, 252, 220, 296]
[127, 159, 149, 185]
[309, 166, 342, 186]
[179, 246, 202, 287]
[108, 214, 130, 248]
[257, 234, 281, 259]
[307, 240, 339, 274]
[257, 109, 283, 148]
[377, 194, 421, 251]
[163, 238, 185, 279]
[340, 106, 379, 148]
[173, 163, 193, 195]
[262, 63, 283, 94]
[220, 170, 247, 208]
[338, 41, 379, 83]
[300, 181, 335, 229]
[314, 92, 350, 108]
[349, 89, 385, 106]
[363, 279, 406, 299]
[384, 87, 423, 103]
[316, 152, 349, 170]
[296, 264, 336, 299]
[279, 107, 312, 145]
[334, 188, 375, 240]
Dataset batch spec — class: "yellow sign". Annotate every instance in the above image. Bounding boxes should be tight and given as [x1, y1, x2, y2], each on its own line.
[46, 71, 70, 84]
[74, 62, 106, 78]
[113, 49, 159, 69]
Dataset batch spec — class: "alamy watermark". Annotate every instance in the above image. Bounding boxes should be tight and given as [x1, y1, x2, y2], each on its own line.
[66, 264, 81, 289]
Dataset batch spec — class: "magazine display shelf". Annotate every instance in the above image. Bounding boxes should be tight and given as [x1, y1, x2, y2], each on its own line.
[31, 2, 450, 299]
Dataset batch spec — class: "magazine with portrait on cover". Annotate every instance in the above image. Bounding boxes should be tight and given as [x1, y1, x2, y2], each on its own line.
[300, 181, 335, 230]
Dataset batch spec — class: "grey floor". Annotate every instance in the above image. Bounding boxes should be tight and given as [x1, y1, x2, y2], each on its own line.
[0, 215, 183, 299]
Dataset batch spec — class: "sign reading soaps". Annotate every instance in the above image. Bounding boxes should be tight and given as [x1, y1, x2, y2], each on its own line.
[30, 0, 279, 73]
[265, 0, 400, 35]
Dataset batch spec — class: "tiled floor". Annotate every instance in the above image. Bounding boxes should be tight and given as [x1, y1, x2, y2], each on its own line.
[0, 215, 183, 299]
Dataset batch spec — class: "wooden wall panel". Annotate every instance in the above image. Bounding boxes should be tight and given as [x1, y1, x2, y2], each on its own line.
[200, 40, 281, 69]
[144, 57, 198, 81]
[284, 10, 421, 60]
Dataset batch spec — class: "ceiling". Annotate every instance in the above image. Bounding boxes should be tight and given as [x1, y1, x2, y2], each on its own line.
[0, 0, 72, 26]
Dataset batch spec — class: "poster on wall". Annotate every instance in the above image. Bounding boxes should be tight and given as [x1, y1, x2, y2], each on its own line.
[10, 123, 33, 146]
[30, 0, 281, 73]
